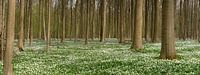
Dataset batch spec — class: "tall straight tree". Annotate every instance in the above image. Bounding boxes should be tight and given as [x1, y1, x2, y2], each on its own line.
[152, 0, 161, 43]
[0, 0, 2, 34]
[74, 0, 80, 42]
[3, 0, 16, 74]
[0, 0, 3, 61]
[144, 0, 151, 42]
[100, 0, 107, 42]
[61, 0, 66, 43]
[119, 0, 125, 43]
[160, 0, 176, 59]
[131, 0, 143, 49]
[42, 0, 47, 41]
[28, 0, 33, 46]
[47, 0, 51, 51]
[38, 0, 42, 39]
[18, 0, 25, 51]
[85, 0, 89, 44]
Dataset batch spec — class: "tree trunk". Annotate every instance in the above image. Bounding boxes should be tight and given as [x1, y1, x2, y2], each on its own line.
[100, 0, 107, 42]
[3, 0, 15, 74]
[0, 0, 2, 34]
[28, 0, 33, 46]
[38, 0, 42, 39]
[75, 0, 79, 42]
[144, 0, 151, 42]
[119, 0, 125, 43]
[160, 0, 176, 60]
[18, 0, 25, 51]
[46, 0, 51, 51]
[131, 0, 143, 49]
[42, 0, 47, 41]
[0, 0, 3, 61]
[152, 0, 161, 43]
[61, 0, 66, 43]
[85, 0, 89, 44]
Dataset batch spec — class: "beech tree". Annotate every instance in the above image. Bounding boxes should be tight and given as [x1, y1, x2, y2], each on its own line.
[0, 0, 2, 36]
[18, 0, 25, 51]
[85, 0, 89, 44]
[100, 0, 107, 42]
[0, 0, 3, 61]
[3, 0, 16, 74]
[160, 0, 176, 59]
[28, 0, 33, 46]
[119, 0, 125, 43]
[42, 0, 47, 41]
[131, 0, 143, 49]
[152, 0, 161, 43]
[46, 0, 51, 51]
[61, 0, 66, 43]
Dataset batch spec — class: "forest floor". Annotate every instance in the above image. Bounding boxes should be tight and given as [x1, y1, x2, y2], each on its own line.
[1, 39, 200, 75]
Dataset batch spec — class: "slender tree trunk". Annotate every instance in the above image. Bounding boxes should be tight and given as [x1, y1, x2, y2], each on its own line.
[28, 0, 33, 46]
[42, 0, 47, 41]
[69, 0, 73, 40]
[0, 0, 2, 34]
[75, 0, 79, 42]
[39, 0, 42, 39]
[1, 0, 5, 62]
[57, 0, 61, 39]
[0, 0, 3, 61]
[61, 0, 66, 43]
[46, 0, 51, 51]
[152, 0, 161, 43]
[160, 0, 176, 60]
[131, 0, 143, 49]
[144, 0, 151, 42]
[18, 0, 25, 51]
[90, 0, 95, 40]
[100, 0, 107, 42]
[3, 0, 15, 74]
[85, 0, 89, 44]
[130, 0, 135, 43]
[119, 0, 125, 43]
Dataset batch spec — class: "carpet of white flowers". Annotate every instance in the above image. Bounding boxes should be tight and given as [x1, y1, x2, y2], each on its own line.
[1, 39, 200, 75]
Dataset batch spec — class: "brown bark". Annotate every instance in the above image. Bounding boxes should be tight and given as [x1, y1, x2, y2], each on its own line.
[85, 0, 89, 44]
[39, 0, 42, 39]
[160, 0, 176, 60]
[0, 0, 2, 34]
[28, 0, 33, 46]
[0, 0, 3, 61]
[152, 0, 161, 43]
[100, 0, 107, 42]
[3, 0, 15, 74]
[119, 0, 125, 43]
[47, 0, 51, 51]
[18, 0, 25, 51]
[144, 0, 151, 42]
[61, 0, 66, 43]
[42, 0, 47, 41]
[131, 0, 143, 49]
[74, 0, 79, 42]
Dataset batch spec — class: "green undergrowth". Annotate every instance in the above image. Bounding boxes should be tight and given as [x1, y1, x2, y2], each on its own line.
[1, 39, 200, 75]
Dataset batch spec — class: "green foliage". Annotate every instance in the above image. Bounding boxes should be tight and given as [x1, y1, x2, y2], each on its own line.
[1, 40, 200, 75]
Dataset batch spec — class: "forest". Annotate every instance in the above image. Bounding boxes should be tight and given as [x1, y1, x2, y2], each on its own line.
[1, 0, 200, 75]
